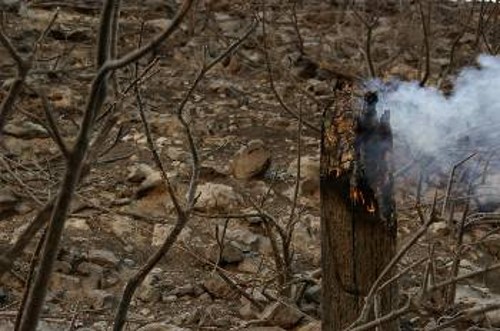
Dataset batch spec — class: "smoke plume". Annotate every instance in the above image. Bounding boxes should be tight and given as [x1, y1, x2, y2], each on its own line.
[373, 55, 500, 171]
[367, 55, 500, 210]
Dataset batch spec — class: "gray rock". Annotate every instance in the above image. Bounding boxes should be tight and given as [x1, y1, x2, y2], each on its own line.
[480, 233, 500, 258]
[150, 115, 185, 139]
[239, 299, 258, 320]
[428, 221, 451, 237]
[220, 242, 245, 264]
[143, 0, 178, 17]
[239, 327, 286, 331]
[4, 121, 49, 139]
[304, 284, 321, 304]
[137, 323, 190, 331]
[54, 261, 72, 274]
[37, 321, 67, 331]
[231, 140, 271, 179]
[0, 0, 19, 12]
[455, 284, 490, 305]
[138, 170, 162, 194]
[195, 183, 239, 212]
[296, 321, 321, 331]
[0, 287, 7, 305]
[65, 218, 91, 232]
[486, 307, 500, 327]
[146, 18, 173, 31]
[100, 270, 120, 289]
[137, 268, 163, 302]
[259, 301, 303, 329]
[0, 321, 14, 331]
[76, 261, 104, 277]
[127, 163, 156, 182]
[203, 274, 238, 299]
[162, 294, 178, 302]
[169, 284, 199, 297]
[127, 163, 168, 195]
[0, 189, 18, 216]
[205, 242, 244, 265]
[87, 289, 116, 309]
[48, 272, 81, 292]
[237, 257, 262, 274]
[152, 224, 192, 246]
[214, 13, 243, 35]
[219, 227, 260, 251]
[87, 249, 120, 268]
[288, 156, 320, 197]
[110, 216, 137, 243]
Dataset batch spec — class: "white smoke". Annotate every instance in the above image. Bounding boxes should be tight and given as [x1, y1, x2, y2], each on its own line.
[374, 54, 500, 169]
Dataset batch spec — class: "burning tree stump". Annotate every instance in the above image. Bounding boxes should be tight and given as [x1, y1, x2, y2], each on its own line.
[320, 81, 397, 330]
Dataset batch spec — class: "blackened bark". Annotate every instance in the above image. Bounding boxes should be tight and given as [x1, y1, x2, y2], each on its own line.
[320, 81, 397, 330]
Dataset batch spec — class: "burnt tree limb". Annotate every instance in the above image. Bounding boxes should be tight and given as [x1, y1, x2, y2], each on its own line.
[320, 81, 397, 330]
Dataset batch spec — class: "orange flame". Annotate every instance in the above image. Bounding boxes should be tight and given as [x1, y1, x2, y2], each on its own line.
[351, 187, 377, 214]
[350, 187, 365, 205]
[367, 202, 376, 214]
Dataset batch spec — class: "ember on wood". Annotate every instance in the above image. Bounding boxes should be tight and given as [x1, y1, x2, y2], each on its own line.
[320, 80, 397, 330]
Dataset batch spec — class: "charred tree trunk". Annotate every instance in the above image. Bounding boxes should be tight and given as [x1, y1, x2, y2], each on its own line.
[320, 81, 397, 330]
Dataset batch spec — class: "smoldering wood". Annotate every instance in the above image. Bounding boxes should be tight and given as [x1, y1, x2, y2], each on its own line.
[320, 80, 397, 330]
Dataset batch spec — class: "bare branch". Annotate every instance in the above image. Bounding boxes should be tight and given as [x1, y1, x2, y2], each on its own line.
[39, 92, 70, 159]
[427, 303, 500, 331]
[111, 19, 255, 330]
[15, 0, 184, 328]
[14, 230, 47, 331]
[353, 9, 378, 78]
[347, 299, 413, 331]
[260, 9, 321, 135]
[0, 8, 59, 138]
[290, 1, 304, 54]
[441, 153, 476, 221]
[418, 0, 431, 87]
[0, 28, 24, 65]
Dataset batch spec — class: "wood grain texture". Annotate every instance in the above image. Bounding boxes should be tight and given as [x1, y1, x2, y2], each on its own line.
[320, 80, 397, 331]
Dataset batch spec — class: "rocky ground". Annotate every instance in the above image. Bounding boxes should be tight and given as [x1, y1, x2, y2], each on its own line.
[1, 0, 500, 330]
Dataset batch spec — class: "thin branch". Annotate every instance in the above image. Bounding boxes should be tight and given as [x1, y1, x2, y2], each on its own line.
[418, 0, 431, 87]
[377, 256, 429, 294]
[179, 239, 265, 311]
[441, 153, 476, 221]
[445, 184, 472, 306]
[260, 10, 321, 135]
[111, 19, 255, 331]
[99, 0, 194, 74]
[32, 8, 60, 56]
[0, 157, 44, 206]
[0, 8, 59, 137]
[0, 67, 155, 282]
[290, 1, 304, 54]
[39, 91, 70, 159]
[0, 28, 24, 65]
[429, 262, 500, 294]
[353, 9, 378, 78]
[16, 0, 141, 328]
[427, 303, 500, 331]
[438, 3, 474, 88]
[14, 230, 47, 331]
[0, 201, 54, 280]
[347, 298, 413, 331]
[0, 31, 30, 137]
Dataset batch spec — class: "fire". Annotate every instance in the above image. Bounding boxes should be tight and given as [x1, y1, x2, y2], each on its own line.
[350, 187, 377, 214]
[367, 202, 376, 214]
[350, 187, 365, 205]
